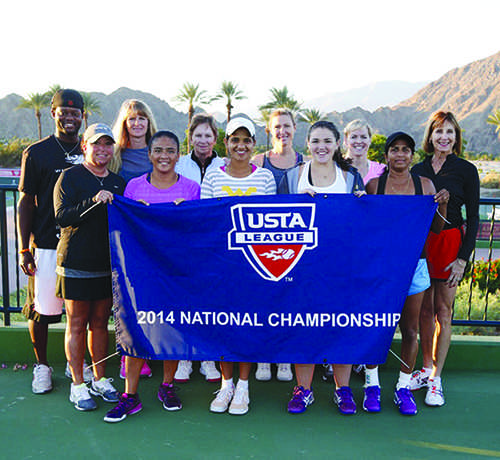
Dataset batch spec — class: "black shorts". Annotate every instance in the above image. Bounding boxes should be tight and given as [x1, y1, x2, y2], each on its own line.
[56, 275, 112, 301]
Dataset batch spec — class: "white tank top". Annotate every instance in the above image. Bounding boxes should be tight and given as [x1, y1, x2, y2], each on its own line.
[297, 160, 347, 194]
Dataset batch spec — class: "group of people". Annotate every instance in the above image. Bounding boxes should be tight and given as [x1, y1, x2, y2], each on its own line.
[17, 89, 479, 423]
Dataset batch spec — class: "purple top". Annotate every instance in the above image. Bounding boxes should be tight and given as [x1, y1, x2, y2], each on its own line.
[363, 160, 386, 185]
[124, 173, 200, 203]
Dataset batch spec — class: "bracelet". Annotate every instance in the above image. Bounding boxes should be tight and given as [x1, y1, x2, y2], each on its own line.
[19, 248, 30, 255]
[436, 209, 451, 225]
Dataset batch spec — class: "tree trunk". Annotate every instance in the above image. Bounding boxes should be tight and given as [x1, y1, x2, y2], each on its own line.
[36, 110, 42, 139]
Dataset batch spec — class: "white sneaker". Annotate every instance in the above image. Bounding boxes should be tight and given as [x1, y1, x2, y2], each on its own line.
[210, 385, 234, 413]
[255, 363, 271, 381]
[277, 363, 293, 381]
[229, 384, 250, 415]
[174, 360, 193, 383]
[408, 368, 431, 391]
[70, 382, 97, 411]
[425, 380, 445, 407]
[200, 361, 221, 382]
[32, 363, 53, 394]
[89, 377, 120, 403]
[65, 361, 94, 383]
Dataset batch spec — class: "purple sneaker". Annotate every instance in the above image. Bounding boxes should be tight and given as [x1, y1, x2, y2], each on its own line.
[363, 385, 381, 412]
[103, 393, 142, 423]
[158, 383, 182, 411]
[394, 387, 417, 415]
[334, 387, 356, 415]
[287, 385, 315, 414]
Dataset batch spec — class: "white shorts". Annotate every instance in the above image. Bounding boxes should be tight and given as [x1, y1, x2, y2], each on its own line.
[33, 248, 64, 316]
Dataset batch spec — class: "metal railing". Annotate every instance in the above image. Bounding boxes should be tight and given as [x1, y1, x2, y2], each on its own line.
[1, 184, 499, 327]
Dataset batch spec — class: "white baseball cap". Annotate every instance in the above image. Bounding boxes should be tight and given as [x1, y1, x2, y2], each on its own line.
[225, 117, 256, 137]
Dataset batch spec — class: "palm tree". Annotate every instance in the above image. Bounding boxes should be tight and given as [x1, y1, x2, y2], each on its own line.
[46, 84, 63, 98]
[487, 109, 500, 136]
[173, 82, 210, 152]
[16, 92, 50, 139]
[298, 108, 326, 125]
[213, 81, 246, 122]
[259, 86, 302, 114]
[258, 109, 272, 151]
[81, 92, 102, 129]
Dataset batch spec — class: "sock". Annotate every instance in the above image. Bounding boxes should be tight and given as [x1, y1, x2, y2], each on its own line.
[429, 376, 441, 387]
[422, 366, 432, 375]
[221, 377, 233, 390]
[364, 366, 379, 387]
[236, 379, 249, 390]
[396, 371, 411, 390]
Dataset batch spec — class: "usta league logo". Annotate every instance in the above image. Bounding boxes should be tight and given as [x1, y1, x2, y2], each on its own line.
[228, 203, 318, 281]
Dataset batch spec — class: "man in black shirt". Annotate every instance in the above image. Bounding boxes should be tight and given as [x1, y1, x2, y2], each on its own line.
[17, 89, 85, 394]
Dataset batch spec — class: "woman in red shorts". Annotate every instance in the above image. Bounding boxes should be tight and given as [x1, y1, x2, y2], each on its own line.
[410, 111, 480, 407]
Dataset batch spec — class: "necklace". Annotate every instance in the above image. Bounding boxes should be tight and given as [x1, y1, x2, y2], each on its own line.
[54, 135, 80, 158]
[227, 163, 252, 178]
[83, 163, 108, 187]
[388, 172, 411, 194]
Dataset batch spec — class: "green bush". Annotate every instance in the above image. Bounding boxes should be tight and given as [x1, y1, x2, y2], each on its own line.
[0, 137, 33, 167]
[481, 171, 500, 189]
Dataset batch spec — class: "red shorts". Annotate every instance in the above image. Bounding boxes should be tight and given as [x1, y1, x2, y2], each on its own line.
[425, 228, 462, 280]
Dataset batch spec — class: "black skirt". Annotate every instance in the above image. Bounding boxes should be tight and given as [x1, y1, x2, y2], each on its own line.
[56, 274, 112, 301]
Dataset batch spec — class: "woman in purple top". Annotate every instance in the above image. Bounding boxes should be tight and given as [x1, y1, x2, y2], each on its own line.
[344, 119, 385, 185]
[104, 131, 200, 423]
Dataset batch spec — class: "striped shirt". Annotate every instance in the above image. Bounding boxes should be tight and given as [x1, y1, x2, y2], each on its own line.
[201, 166, 276, 198]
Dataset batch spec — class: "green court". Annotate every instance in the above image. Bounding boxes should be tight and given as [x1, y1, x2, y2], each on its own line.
[1, 327, 499, 459]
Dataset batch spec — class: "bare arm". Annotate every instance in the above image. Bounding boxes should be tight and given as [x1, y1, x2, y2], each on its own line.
[251, 153, 264, 167]
[17, 192, 36, 275]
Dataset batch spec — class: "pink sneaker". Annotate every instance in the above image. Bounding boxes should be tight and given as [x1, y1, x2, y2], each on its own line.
[120, 356, 153, 379]
[140, 361, 153, 378]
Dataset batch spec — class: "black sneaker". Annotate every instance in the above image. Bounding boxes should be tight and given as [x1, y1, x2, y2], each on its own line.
[158, 383, 182, 411]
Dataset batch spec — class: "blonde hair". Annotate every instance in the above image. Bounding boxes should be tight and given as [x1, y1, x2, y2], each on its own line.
[109, 99, 157, 173]
[344, 119, 372, 138]
[268, 108, 296, 128]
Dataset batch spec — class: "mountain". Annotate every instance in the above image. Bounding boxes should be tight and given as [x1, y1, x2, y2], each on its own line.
[325, 51, 500, 155]
[0, 87, 189, 142]
[306, 81, 428, 113]
[1, 51, 500, 156]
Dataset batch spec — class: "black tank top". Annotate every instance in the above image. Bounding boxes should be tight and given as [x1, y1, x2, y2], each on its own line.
[376, 171, 423, 195]
[377, 172, 426, 259]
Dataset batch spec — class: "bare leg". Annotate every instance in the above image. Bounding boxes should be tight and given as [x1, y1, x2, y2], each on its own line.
[430, 282, 457, 378]
[294, 364, 315, 389]
[28, 319, 49, 365]
[220, 362, 234, 380]
[125, 356, 145, 394]
[238, 362, 251, 381]
[87, 298, 112, 380]
[399, 291, 425, 374]
[333, 364, 352, 388]
[419, 284, 436, 369]
[65, 300, 90, 385]
[162, 360, 179, 384]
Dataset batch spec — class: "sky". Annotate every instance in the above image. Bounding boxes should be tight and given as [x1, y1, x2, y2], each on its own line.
[2, 0, 499, 117]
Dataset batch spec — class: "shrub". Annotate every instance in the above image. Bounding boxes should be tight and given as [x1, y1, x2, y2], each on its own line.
[481, 171, 500, 189]
[0, 137, 33, 167]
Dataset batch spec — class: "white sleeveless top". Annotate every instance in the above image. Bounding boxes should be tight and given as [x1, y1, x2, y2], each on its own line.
[297, 160, 347, 194]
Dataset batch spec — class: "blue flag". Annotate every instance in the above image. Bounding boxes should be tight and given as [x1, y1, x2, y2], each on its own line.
[109, 194, 436, 364]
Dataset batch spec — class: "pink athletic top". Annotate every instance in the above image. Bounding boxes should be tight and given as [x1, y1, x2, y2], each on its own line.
[363, 160, 386, 185]
[124, 173, 200, 203]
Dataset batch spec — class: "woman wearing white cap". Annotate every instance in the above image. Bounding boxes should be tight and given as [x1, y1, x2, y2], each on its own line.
[54, 123, 126, 412]
[201, 116, 276, 415]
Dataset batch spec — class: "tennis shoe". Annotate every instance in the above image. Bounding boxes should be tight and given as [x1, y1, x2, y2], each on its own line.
[104, 393, 142, 423]
[363, 385, 381, 412]
[394, 387, 417, 415]
[287, 386, 315, 414]
[425, 380, 445, 407]
[334, 386, 356, 415]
